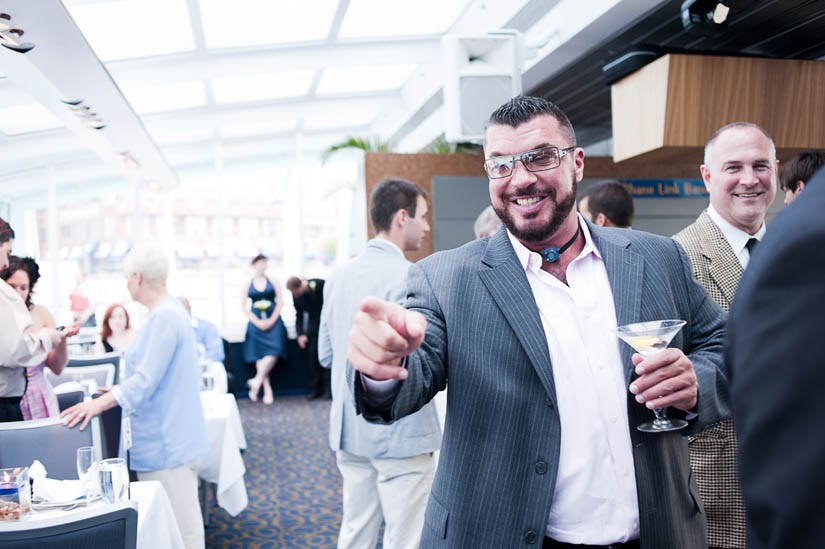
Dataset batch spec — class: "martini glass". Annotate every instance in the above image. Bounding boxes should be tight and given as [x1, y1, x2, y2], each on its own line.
[616, 319, 688, 433]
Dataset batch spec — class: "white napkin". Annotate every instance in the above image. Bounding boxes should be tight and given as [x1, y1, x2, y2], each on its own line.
[29, 459, 85, 503]
[33, 478, 83, 503]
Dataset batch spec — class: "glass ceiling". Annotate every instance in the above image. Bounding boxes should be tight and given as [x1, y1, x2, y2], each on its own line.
[3, 0, 534, 194]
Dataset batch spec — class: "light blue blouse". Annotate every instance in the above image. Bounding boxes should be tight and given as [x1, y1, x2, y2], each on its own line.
[113, 296, 209, 472]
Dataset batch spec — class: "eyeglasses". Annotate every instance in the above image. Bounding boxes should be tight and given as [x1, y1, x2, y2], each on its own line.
[483, 146, 576, 179]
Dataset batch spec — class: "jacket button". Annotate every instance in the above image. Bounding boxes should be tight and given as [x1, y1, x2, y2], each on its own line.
[544, 398, 552, 407]
[535, 460, 547, 474]
[524, 530, 538, 544]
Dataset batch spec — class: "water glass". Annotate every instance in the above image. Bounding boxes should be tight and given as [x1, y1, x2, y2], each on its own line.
[76, 446, 96, 505]
[98, 458, 129, 504]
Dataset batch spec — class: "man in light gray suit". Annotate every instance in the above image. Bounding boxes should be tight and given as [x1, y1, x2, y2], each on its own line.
[319, 179, 441, 549]
[347, 96, 728, 548]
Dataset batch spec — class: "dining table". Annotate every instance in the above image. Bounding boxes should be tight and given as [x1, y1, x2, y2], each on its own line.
[198, 391, 248, 520]
[0, 480, 184, 549]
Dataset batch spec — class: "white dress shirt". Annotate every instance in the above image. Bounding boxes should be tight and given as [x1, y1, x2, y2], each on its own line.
[508, 216, 640, 544]
[707, 204, 766, 269]
[0, 279, 52, 397]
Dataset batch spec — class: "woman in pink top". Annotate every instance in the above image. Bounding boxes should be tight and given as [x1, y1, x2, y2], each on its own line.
[0, 256, 71, 419]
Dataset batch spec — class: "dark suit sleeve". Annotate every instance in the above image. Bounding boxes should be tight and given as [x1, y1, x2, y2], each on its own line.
[671, 238, 730, 433]
[729, 213, 825, 548]
[294, 297, 306, 336]
[354, 262, 448, 423]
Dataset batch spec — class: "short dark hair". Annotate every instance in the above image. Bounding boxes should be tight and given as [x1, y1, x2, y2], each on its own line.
[0, 255, 40, 308]
[0, 217, 14, 244]
[286, 276, 302, 291]
[369, 179, 427, 234]
[580, 180, 635, 228]
[780, 150, 825, 192]
[487, 95, 576, 146]
[250, 253, 267, 265]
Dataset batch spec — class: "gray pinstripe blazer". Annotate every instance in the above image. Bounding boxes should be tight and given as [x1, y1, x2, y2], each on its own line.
[674, 210, 747, 549]
[355, 222, 729, 549]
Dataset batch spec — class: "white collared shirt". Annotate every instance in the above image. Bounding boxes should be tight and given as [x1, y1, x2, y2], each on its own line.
[507, 216, 640, 544]
[707, 204, 766, 269]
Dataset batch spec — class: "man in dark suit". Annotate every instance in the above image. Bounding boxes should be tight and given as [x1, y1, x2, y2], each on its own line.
[287, 276, 330, 399]
[728, 167, 825, 549]
[347, 96, 728, 548]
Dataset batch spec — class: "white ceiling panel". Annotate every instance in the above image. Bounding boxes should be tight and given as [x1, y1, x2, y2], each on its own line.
[199, 0, 339, 48]
[316, 64, 417, 95]
[64, 0, 196, 61]
[0, 103, 64, 135]
[119, 80, 208, 114]
[338, 0, 467, 38]
[212, 71, 316, 104]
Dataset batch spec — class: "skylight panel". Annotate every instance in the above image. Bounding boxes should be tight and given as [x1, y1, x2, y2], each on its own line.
[212, 71, 315, 104]
[303, 110, 376, 131]
[338, 0, 467, 38]
[65, 0, 195, 61]
[0, 103, 63, 135]
[199, 0, 339, 48]
[120, 81, 208, 114]
[217, 116, 298, 139]
[316, 64, 417, 95]
[144, 120, 216, 146]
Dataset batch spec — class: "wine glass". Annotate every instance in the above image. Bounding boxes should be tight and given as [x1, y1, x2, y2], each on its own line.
[616, 319, 688, 433]
[98, 458, 129, 504]
[76, 446, 95, 505]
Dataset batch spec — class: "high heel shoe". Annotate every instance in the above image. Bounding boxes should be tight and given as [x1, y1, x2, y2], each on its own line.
[247, 378, 262, 402]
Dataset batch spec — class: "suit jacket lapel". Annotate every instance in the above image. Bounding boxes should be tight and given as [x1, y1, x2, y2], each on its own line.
[589, 224, 643, 383]
[478, 228, 558, 408]
[698, 211, 743, 306]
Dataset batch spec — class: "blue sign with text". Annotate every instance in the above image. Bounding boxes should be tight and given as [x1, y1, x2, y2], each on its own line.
[618, 179, 708, 198]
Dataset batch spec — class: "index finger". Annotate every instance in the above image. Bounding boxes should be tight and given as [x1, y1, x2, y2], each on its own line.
[633, 348, 683, 375]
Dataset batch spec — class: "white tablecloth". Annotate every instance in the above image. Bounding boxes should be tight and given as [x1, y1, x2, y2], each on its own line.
[199, 392, 248, 516]
[0, 481, 184, 549]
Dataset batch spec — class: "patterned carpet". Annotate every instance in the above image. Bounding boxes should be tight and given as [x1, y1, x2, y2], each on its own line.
[205, 395, 383, 548]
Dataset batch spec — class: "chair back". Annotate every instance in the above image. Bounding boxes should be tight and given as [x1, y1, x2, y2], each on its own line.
[56, 390, 85, 412]
[66, 352, 122, 384]
[0, 417, 102, 479]
[47, 364, 116, 390]
[0, 501, 137, 548]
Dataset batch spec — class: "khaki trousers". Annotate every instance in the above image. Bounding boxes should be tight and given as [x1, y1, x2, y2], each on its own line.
[138, 460, 204, 549]
[336, 449, 435, 549]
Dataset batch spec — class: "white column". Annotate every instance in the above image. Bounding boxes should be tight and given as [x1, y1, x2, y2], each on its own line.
[215, 139, 226, 330]
[46, 165, 60, 316]
[282, 136, 305, 277]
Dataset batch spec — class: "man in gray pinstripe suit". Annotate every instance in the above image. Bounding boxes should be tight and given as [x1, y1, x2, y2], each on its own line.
[674, 122, 777, 549]
[348, 96, 728, 549]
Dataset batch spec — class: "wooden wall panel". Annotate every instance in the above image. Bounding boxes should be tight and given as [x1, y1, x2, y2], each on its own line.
[611, 54, 669, 162]
[612, 54, 825, 163]
[364, 152, 486, 262]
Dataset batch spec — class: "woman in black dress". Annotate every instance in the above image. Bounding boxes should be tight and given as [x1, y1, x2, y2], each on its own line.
[242, 254, 287, 404]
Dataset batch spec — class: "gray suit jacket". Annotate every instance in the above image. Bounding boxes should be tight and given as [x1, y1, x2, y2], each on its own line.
[674, 210, 746, 548]
[319, 238, 441, 458]
[356, 224, 729, 548]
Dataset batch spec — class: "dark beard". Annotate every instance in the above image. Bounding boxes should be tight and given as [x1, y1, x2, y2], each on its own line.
[492, 172, 578, 244]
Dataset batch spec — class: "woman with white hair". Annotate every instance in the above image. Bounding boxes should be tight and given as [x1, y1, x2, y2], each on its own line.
[63, 244, 209, 549]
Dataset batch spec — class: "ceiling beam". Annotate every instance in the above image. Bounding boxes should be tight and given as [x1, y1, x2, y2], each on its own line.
[105, 37, 442, 88]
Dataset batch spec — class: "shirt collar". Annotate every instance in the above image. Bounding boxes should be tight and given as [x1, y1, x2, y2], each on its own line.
[370, 237, 406, 258]
[507, 213, 602, 274]
[707, 204, 766, 255]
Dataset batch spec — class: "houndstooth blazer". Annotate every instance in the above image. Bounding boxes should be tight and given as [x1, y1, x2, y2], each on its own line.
[674, 210, 746, 548]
